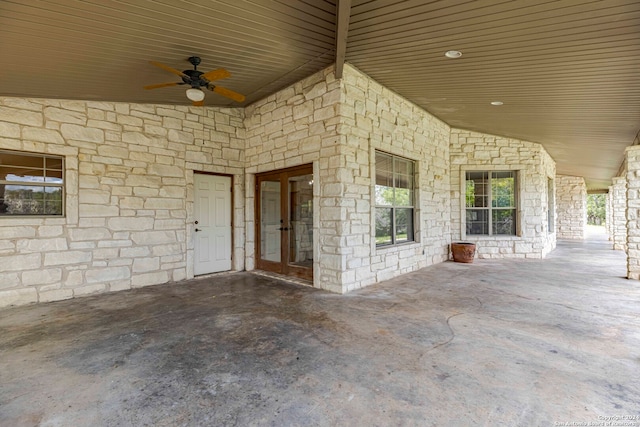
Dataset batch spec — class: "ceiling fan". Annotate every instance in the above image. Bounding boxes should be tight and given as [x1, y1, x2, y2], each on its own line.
[144, 56, 245, 106]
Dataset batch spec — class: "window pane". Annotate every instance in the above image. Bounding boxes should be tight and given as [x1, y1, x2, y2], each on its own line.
[465, 171, 488, 208]
[2, 185, 48, 215]
[375, 151, 415, 246]
[0, 151, 64, 217]
[45, 169, 63, 183]
[375, 207, 393, 245]
[375, 153, 393, 206]
[0, 152, 43, 168]
[375, 166, 393, 187]
[395, 173, 413, 189]
[375, 185, 394, 206]
[394, 157, 413, 176]
[376, 152, 392, 174]
[395, 208, 414, 243]
[0, 167, 45, 182]
[44, 199, 63, 215]
[466, 209, 489, 235]
[493, 209, 516, 235]
[394, 187, 412, 206]
[45, 157, 63, 170]
[492, 172, 515, 208]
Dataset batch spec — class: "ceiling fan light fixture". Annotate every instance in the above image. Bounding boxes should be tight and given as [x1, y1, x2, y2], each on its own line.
[186, 88, 205, 102]
[445, 50, 462, 58]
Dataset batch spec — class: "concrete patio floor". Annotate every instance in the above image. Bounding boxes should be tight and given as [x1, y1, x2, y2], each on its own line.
[1, 227, 639, 426]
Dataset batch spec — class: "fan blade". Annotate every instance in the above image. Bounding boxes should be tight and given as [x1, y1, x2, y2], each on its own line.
[211, 85, 246, 102]
[201, 68, 231, 82]
[192, 100, 205, 107]
[143, 82, 182, 90]
[149, 61, 188, 79]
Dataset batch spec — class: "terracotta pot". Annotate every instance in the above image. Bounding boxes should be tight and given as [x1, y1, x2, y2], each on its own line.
[451, 242, 476, 263]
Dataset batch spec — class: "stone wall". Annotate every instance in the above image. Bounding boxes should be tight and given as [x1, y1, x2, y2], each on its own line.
[611, 176, 627, 251]
[555, 175, 587, 240]
[450, 130, 557, 258]
[625, 145, 640, 278]
[0, 64, 561, 306]
[338, 65, 451, 291]
[244, 66, 343, 292]
[0, 97, 245, 307]
[244, 64, 451, 292]
[606, 191, 612, 240]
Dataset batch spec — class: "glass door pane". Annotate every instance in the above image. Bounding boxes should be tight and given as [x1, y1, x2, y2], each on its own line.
[288, 174, 313, 269]
[260, 180, 281, 263]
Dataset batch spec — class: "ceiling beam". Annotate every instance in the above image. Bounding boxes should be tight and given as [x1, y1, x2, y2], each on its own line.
[335, 0, 352, 79]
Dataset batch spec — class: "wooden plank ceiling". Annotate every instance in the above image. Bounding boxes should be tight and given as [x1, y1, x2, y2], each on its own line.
[0, 0, 638, 190]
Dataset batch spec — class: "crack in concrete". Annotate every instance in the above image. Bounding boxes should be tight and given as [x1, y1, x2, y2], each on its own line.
[426, 312, 464, 353]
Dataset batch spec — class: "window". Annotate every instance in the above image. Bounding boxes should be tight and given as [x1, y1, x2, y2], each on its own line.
[375, 151, 415, 246]
[547, 177, 555, 233]
[0, 150, 64, 216]
[465, 171, 516, 235]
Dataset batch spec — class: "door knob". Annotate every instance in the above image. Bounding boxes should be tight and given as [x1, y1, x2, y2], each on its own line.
[195, 228, 202, 232]
[278, 227, 289, 231]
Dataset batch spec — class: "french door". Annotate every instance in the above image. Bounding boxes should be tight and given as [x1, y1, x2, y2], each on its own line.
[256, 164, 313, 281]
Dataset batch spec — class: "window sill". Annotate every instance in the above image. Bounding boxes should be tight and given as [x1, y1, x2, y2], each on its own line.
[376, 241, 419, 251]
[462, 235, 521, 241]
[0, 216, 66, 224]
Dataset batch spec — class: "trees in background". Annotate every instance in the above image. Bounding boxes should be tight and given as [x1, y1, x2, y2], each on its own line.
[587, 194, 606, 225]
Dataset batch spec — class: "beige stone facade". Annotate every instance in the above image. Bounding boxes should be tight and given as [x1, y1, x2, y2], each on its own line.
[555, 175, 587, 240]
[611, 177, 627, 251]
[450, 130, 557, 259]
[1, 64, 564, 307]
[625, 145, 640, 279]
[0, 98, 246, 306]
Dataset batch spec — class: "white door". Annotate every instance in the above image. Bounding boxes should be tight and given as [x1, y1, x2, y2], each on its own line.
[194, 174, 232, 275]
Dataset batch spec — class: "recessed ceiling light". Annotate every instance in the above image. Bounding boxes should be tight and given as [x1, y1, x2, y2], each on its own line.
[491, 101, 504, 106]
[445, 50, 462, 58]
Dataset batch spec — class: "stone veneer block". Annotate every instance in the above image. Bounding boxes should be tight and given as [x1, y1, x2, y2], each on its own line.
[626, 146, 640, 279]
[611, 177, 627, 251]
[556, 175, 587, 240]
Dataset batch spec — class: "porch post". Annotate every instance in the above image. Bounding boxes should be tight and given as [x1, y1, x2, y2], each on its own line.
[611, 177, 627, 251]
[625, 145, 640, 279]
[556, 175, 587, 239]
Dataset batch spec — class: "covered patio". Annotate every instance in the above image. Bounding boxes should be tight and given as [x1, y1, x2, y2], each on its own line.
[1, 228, 638, 426]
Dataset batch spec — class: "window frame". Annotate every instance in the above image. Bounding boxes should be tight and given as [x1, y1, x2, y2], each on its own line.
[374, 150, 416, 247]
[463, 170, 519, 237]
[0, 149, 65, 217]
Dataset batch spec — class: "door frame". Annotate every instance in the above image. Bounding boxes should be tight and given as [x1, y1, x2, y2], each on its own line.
[193, 171, 234, 274]
[255, 164, 313, 281]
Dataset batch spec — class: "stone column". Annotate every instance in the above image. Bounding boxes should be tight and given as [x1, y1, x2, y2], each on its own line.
[555, 175, 587, 239]
[606, 189, 613, 240]
[611, 177, 627, 251]
[625, 146, 640, 279]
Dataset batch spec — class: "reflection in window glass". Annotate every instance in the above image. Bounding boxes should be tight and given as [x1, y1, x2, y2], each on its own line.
[0, 150, 64, 216]
[375, 207, 393, 245]
[465, 171, 516, 235]
[395, 208, 413, 243]
[375, 151, 415, 246]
